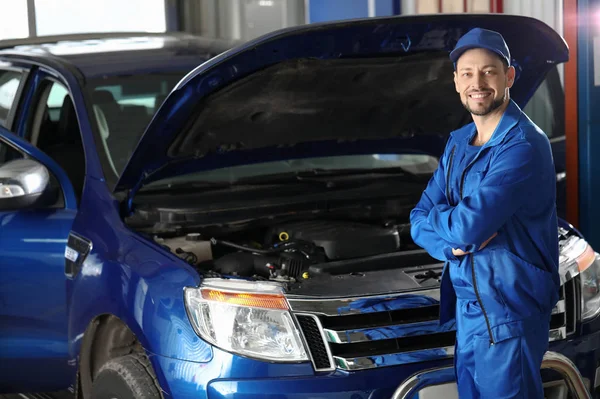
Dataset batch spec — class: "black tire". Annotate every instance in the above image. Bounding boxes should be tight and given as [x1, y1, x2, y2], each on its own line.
[91, 354, 162, 399]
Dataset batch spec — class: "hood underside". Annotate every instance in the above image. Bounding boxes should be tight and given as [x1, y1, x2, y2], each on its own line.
[168, 53, 467, 159]
[115, 13, 569, 193]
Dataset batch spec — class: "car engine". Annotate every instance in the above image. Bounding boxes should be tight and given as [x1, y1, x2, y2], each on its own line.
[154, 219, 405, 281]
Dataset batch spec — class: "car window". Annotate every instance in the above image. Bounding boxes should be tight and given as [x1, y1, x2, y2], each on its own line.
[28, 80, 70, 147]
[524, 66, 564, 140]
[86, 73, 187, 181]
[47, 83, 69, 113]
[0, 69, 25, 129]
[27, 79, 85, 200]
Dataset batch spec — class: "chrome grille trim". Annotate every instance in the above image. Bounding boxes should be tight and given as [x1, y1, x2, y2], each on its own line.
[549, 326, 567, 341]
[293, 278, 577, 371]
[333, 346, 455, 371]
[552, 299, 566, 314]
[287, 288, 441, 316]
[324, 320, 441, 344]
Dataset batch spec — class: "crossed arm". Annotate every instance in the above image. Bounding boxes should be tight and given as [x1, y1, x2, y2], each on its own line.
[409, 161, 464, 261]
[410, 138, 536, 259]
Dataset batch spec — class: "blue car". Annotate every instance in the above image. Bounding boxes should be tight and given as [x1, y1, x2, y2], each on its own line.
[0, 15, 596, 399]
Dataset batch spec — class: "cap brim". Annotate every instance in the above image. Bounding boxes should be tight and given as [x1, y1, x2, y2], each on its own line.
[450, 45, 509, 67]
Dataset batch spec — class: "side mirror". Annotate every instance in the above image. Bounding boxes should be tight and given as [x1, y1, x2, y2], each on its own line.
[0, 158, 53, 210]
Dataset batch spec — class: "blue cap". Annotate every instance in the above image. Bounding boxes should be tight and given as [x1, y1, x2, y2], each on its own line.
[450, 28, 511, 68]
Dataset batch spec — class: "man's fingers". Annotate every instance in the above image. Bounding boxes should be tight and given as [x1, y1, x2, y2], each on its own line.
[452, 233, 497, 257]
[452, 248, 470, 256]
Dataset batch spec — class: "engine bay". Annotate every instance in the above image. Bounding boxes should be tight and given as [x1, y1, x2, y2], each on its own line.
[152, 218, 434, 286]
[147, 208, 579, 297]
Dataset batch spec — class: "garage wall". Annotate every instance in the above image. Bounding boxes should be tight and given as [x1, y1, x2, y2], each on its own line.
[307, 0, 371, 22]
[400, 0, 563, 36]
[503, 0, 564, 84]
[179, 0, 304, 41]
[504, 0, 563, 36]
[180, 0, 403, 40]
[305, 0, 400, 23]
[401, 0, 496, 14]
[1, 0, 167, 40]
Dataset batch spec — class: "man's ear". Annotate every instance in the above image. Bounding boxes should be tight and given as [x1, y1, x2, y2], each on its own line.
[454, 71, 459, 93]
[506, 66, 516, 88]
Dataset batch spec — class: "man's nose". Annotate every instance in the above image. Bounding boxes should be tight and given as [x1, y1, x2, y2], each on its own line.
[471, 73, 485, 89]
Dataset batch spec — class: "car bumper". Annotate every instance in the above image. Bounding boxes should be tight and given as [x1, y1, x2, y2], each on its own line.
[151, 329, 600, 399]
[150, 349, 452, 399]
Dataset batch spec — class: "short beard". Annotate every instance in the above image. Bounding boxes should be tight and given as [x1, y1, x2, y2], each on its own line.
[463, 93, 506, 116]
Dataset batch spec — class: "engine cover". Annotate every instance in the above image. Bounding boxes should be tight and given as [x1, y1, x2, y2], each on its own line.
[267, 220, 400, 260]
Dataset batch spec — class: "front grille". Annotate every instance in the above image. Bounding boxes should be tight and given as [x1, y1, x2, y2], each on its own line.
[296, 314, 334, 371]
[549, 278, 578, 340]
[291, 279, 578, 372]
[329, 331, 456, 358]
[564, 277, 578, 335]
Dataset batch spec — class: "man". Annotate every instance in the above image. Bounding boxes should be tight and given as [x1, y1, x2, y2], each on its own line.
[410, 28, 560, 398]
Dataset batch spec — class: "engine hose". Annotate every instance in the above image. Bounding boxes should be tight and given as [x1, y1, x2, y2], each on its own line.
[210, 238, 275, 254]
[211, 238, 317, 261]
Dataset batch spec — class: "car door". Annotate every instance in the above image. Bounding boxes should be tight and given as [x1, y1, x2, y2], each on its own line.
[0, 102, 78, 391]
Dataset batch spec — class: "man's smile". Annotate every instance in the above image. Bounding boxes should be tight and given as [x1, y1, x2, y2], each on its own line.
[468, 91, 492, 100]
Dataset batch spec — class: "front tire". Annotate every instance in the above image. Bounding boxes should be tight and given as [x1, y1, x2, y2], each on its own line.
[91, 354, 161, 399]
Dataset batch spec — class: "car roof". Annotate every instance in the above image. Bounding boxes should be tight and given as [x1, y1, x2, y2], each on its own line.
[0, 32, 239, 80]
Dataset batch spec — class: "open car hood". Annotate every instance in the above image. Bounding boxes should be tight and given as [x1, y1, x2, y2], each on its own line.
[115, 14, 568, 194]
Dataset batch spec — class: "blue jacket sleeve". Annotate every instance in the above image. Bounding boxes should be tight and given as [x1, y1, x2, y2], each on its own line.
[410, 140, 462, 262]
[427, 136, 537, 249]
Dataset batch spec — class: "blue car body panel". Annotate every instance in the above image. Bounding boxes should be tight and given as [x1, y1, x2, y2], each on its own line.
[0, 209, 76, 392]
[0, 128, 78, 391]
[0, 17, 593, 399]
[66, 178, 205, 362]
[145, 330, 600, 399]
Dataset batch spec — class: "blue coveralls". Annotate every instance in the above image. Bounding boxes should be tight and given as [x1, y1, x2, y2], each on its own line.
[410, 100, 560, 398]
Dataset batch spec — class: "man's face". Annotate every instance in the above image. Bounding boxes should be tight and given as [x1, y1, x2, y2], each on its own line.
[454, 48, 515, 116]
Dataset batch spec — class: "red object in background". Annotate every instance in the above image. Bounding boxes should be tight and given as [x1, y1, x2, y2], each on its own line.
[435, 0, 502, 13]
[489, 0, 503, 13]
[564, 0, 579, 227]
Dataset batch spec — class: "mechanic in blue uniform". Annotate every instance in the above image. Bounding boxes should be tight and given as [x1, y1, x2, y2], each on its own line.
[410, 28, 560, 398]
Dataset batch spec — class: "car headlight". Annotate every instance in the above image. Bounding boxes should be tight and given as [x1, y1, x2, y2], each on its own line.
[560, 235, 600, 321]
[184, 278, 308, 362]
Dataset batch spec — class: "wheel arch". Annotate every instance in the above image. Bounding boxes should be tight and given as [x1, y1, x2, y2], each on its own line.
[77, 313, 164, 398]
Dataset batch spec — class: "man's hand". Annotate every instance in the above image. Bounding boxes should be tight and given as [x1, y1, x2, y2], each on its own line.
[451, 232, 498, 257]
[452, 248, 469, 257]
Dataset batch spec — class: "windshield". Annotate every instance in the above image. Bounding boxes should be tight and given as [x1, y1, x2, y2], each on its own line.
[143, 154, 440, 189]
[86, 73, 186, 180]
